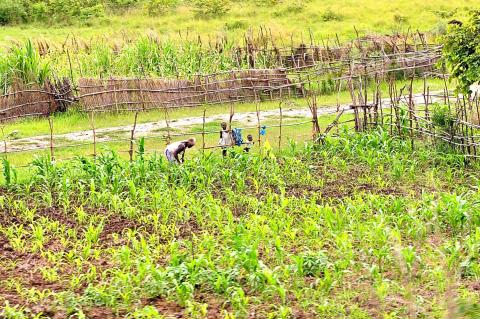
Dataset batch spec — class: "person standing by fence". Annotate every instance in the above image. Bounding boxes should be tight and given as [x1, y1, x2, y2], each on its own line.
[244, 134, 254, 152]
[164, 138, 196, 164]
[219, 122, 233, 156]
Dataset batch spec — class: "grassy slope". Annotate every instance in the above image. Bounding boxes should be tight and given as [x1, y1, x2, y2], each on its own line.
[0, 0, 473, 45]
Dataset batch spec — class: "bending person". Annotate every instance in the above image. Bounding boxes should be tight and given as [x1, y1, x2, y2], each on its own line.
[164, 138, 196, 164]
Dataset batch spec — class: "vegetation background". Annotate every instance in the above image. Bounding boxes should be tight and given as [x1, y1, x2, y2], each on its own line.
[0, 0, 472, 45]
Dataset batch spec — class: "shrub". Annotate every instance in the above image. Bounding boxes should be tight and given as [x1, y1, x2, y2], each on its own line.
[34, 0, 105, 24]
[224, 20, 247, 31]
[31, 2, 49, 22]
[0, 0, 27, 25]
[321, 8, 342, 22]
[79, 4, 105, 21]
[442, 10, 480, 94]
[431, 103, 455, 135]
[107, 0, 140, 10]
[272, 2, 304, 18]
[432, 8, 457, 19]
[393, 13, 408, 24]
[192, 0, 229, 18]
[144, 0, 178, 16]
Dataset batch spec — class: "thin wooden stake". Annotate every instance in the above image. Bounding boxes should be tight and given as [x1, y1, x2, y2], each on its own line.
[48, 116, 54, 161]
[88, 111, 97, 158]
[408, 78, 415, 150]
[164, 106, 171, 145]
[202, 107, 206, 153]
[129, 112, 139, 162]
[255, 101, 261, 148]
[1, 125, 7, 159]
[278, 103, 283, 149]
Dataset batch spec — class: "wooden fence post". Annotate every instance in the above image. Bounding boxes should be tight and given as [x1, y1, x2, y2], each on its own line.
[255, 101, 261, 148]
[475, 93, 480, 127]
[164, 106, 172, 146]
[202, 107, 206, 153]
[88, 111, 97, 159]
[48, 116, 54, 161]
[1, 125, 7, 159]
[278, 102, 283, 149]
[467, 98, 477, 157]
[408, 78, 415, 150]
[308, 94, 321, 142]
[129, 112, 139, 162]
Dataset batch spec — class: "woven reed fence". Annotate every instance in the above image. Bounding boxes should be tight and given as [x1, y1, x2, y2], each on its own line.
[78, 69, 303, 112]
[0, 87, 56, 121]
[0, 79, 73, 122]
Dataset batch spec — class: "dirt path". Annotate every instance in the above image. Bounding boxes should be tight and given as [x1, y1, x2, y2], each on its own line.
[2, 92, 440, 153]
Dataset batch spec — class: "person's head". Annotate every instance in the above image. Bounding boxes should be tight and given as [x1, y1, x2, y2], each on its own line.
[186, 138, 196, 148]
[221, 122, 227, 130]
[247, 134, 253, 141]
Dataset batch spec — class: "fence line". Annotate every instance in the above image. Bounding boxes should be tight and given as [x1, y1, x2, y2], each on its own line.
[0, 46, 441, 121]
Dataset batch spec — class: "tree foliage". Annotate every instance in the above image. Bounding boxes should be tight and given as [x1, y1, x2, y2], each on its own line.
[442, 10, 480, 94]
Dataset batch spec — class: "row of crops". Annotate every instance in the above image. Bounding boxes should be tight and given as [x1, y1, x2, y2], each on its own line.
[1, 130, 479, 317]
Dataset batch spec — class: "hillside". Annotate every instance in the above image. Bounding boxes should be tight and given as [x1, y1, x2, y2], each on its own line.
[0, 0, 473, 45]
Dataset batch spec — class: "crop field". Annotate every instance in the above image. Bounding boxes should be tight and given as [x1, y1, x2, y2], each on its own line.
[1, 130, 480, 318]
[2, 1, 480, 318]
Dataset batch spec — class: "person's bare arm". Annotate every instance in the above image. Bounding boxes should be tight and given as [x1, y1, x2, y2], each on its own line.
[173, 144, 186, 163]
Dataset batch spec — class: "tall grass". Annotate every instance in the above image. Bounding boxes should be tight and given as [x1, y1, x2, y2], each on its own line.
[0, 40, 51, 92]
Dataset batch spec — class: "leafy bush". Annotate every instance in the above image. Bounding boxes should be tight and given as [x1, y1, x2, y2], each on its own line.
[107, 0, 140, 10]
[192, 0, 229, 18]
[0, 0, 27, 25]
[393, 13, 408, 23]
[321, 8, 342, 22]
[273, 2, 304, 17]
[144, 0, 178, 16]
[431, 103, 454, 133]
[78, 3, 105, 21]
[224, 20, 247, 30]
[432, 8, 457, 19]
[31, 2, 49, 22]
[0, 0, 106, 24]
[442, 10, 480, 94]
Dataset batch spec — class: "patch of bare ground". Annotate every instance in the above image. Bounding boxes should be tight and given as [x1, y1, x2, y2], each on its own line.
[176, 217, 201, 239]
[286, 166, 404, 201]
[0, 236, 64, 310]
[82, 306, 119, 319]
[144, 297, 184, 318]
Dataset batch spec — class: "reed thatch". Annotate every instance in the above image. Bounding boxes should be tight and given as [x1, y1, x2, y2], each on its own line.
[79, 69, 303, 112]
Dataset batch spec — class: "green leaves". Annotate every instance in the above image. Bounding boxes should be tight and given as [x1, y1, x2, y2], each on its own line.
[442, 10, 480, 94]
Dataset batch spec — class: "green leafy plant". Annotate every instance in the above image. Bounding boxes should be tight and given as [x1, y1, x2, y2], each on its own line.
[0, 0, 27, 25]
[442, 10, 480, 93]
[144, 0, 178, 16]
[192, 0, 230, 18]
